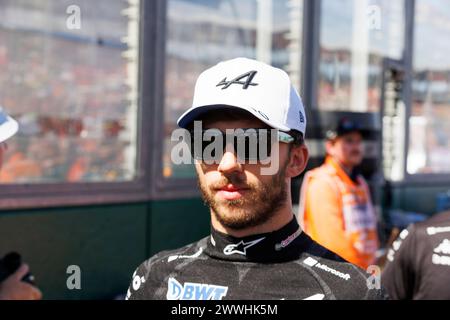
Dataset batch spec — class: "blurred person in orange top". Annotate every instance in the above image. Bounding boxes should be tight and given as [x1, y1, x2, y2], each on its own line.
[298, 117, 379, 269]
[0, 149, 42, 183]
[0, 107, 42, 300]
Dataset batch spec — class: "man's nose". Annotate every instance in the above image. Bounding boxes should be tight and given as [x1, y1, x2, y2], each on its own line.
[217, 148, 242, 174]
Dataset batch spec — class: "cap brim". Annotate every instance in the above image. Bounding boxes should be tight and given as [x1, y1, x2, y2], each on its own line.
[327, 128, 373, 140]
[177, 104, 291, 131]
[0, 116, 19, 143]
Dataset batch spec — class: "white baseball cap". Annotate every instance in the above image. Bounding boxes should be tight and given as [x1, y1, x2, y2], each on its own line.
[0, 107, 19, 143]
[177, 57, 306, 136]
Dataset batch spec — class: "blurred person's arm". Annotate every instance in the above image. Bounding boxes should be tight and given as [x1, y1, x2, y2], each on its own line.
[0, 264, 42, 300]
[381, 226, 416, 300]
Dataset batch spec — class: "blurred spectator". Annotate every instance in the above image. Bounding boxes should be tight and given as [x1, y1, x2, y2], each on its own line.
[382, 210, 450, 299]
[298, 117, 379, 269]
[0, 0, 136, 184]
[0, 107, 42, 300]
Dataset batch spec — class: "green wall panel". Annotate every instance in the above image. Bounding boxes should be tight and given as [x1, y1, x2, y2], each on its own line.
[390, 185, 450, 215]
[148, 198, 210, 256]
[0, 204, 147, 300]
[0, 198, 209, 300]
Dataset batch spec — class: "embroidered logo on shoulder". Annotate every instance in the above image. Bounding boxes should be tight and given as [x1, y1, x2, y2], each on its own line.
[387, 229, 409, 262]
[432, 239, 450, 266]
[223, 237, 265, 256]
[303, 257, 318, 267]
[303, 293, 325, 300]
[167, 277, 228, 300]
[282, 293, 325, 300]
[275, 229, 302, 251]
[427, 226, 450, 235]
[302, 257, 351, 281]
[131, 270, 146, 291]
[434, 239, 450, 254]
[168, 247, 203, 262]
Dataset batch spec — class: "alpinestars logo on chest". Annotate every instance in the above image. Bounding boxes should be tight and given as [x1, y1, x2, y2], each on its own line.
[223, 237, 265, 255]
[216, 71, 259, 90]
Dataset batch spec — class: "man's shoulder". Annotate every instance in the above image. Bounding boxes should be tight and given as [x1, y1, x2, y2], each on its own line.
[414, 212, 450, 232]
[126, 237, 209, 299]
[305, 164, 342, 189]
[393, 215, 448, 249]
[300, 234, 358, 274]
[401, 212, 450, 256]
[299, 234, 387, 299]
[134, 237, 209, 275]
[307, 163, 336, 179]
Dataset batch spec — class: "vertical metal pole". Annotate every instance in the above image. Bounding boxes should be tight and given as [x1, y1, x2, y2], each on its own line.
[301, 0, 321, 113]
[403, 0, 416, 179]
[350, 0, 369, 112]
[256, 0, 273, 64]
[286, 0, 303, 90]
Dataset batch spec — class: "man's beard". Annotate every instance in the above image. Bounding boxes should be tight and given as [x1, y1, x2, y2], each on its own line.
[197, 163, 288, 231]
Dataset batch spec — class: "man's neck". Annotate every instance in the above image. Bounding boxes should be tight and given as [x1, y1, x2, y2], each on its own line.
[333, 157, 354, 176]
[210, 205, 295, 238]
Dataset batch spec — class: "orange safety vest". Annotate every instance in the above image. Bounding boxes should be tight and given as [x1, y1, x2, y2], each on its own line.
[298, 156, 379, 269]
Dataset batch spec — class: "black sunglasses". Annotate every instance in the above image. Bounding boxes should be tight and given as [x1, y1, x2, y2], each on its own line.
[188, 128, 295, 162]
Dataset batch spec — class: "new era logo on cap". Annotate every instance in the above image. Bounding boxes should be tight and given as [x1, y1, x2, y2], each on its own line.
[177, 57, 307, 136]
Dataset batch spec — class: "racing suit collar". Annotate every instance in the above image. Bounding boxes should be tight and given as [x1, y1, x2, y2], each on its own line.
[206, 216, 307, 262]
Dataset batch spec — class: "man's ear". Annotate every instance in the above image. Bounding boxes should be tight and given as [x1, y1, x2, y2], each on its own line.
[325, 140, 334, 157]
[286, 145, 309, 178]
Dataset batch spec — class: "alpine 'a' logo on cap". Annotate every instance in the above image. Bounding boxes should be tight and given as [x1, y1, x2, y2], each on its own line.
[216, 70, 259, 90]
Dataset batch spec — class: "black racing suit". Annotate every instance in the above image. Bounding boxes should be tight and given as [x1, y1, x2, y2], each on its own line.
[127, 217, 387, 300]
[382, 211, 450, 299]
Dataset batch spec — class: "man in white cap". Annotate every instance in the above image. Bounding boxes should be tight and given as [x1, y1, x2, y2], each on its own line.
[0, 107, 42, 300]
[127, 58, 386, 300]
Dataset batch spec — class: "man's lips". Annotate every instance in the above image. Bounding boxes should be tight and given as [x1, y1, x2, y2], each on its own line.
[215, 184, 249, 200]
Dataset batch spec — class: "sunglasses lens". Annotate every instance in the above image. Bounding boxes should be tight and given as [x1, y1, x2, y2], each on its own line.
[190, 129, 223, 161]
[234, 130, 272, 161]
[258, 129, 272, 161]
[190, 129, 275, 162]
